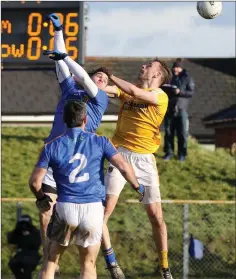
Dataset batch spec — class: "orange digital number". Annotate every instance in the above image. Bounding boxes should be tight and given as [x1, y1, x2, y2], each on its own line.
[28, 13, 42, 36]
[65, 13, 79, 36]
[65, 37, 78, 60]
[27, 37, 41, 60]
[49, 13, 64, 36]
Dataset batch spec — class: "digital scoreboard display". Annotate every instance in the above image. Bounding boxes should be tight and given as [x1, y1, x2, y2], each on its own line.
[1, 1, 81, 68]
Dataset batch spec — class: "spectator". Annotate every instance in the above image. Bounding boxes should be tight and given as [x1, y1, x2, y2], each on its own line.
[7, 214, 41, 279]
[163, 58, 195, 161]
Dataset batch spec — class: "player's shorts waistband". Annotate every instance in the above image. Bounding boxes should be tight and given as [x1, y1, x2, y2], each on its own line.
[117, 147, 154, 158]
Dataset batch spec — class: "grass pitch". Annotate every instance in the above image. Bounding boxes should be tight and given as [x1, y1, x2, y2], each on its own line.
[1, 124, 235, 278]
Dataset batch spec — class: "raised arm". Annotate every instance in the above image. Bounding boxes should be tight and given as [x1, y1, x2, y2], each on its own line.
[43, 50, 98, 98]
[47, 13, 98, 98]
[63, 56, 98, 98]
[109, 75, 158, 104]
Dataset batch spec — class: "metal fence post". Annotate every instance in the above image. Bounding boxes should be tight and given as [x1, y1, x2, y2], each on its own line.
[183, 203, 189, 279]
[16, 202, 22, 222]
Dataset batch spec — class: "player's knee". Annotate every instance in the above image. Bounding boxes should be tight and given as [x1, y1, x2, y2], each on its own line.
[81, 258, 96, 272]
[149, 214, 165, 228]
[146, 207, 165, 228]
[152, 215, 165, 228]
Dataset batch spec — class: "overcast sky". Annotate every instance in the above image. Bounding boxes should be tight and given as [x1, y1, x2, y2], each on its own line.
[85, 2, 235, 57]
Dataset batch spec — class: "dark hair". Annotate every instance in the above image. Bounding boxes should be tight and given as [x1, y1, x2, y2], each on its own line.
[153, 58, 172, 85]
[88, 67, 110, 77]
[63, 100, 87, 128]
[172, 58, 183, 69]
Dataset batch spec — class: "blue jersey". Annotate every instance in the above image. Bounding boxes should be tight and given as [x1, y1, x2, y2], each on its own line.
[45, 76, 108, 143]
[37, 128, 118, 203]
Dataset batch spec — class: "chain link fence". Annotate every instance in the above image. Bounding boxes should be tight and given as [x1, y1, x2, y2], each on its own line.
[1, 200, 235, 279]
[187, 203, 235, 279]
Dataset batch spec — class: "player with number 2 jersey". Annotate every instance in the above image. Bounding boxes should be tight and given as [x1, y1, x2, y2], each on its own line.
[29, 101, 144, 278]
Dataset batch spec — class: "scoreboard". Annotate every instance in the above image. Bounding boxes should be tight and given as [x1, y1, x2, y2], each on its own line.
[1, 1, 82, 68]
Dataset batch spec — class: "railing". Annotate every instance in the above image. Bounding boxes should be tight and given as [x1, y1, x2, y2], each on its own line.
[1, 198, 235, 279]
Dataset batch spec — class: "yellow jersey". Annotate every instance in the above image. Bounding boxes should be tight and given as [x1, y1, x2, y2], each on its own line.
[112, 88, 168, 154]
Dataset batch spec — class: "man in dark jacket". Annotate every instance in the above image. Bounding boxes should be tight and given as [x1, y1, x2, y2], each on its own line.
[163, 59, 195, 161]
[7, 215, 41, 279]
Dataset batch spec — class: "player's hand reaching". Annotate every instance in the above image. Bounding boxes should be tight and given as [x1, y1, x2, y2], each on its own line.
[43, 50, 68, 61]
[47, 13, 63, 31]
[133, 184, 145, 202]
[36, 194, 53, 211]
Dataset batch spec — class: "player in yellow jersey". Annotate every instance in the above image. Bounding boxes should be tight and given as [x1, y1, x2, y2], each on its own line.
[102, 59, 174, 279]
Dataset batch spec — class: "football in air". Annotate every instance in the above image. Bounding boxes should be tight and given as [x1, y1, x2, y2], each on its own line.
[197, 1, 222, 19]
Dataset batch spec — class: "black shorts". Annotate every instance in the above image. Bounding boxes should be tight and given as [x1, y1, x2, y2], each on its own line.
[42, 183, 57, 195]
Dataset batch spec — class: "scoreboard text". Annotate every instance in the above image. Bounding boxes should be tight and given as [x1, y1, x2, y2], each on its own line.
[1, 2, 80, 67]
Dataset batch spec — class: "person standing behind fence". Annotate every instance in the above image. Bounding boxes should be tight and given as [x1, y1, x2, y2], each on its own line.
[163, 58, 195, 161]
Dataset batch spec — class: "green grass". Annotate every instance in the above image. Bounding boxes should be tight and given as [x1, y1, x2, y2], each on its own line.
[1, 124, 235, 278]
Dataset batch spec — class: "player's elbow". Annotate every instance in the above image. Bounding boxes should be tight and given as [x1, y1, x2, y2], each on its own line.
[116, 161, 130, 177]
[29, 176, 40, 192]
[110, 154, 131, 176]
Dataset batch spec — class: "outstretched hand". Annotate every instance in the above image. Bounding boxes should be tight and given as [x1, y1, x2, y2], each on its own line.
[47, 13, 63, 30]
[43, 50, 68, 61]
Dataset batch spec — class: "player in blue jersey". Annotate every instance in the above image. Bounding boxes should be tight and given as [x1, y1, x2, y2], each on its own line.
[29, 100, 145, 279]
[38, 13, 111, 275]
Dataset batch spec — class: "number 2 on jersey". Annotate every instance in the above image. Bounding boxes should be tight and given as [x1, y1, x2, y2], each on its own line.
[69, 153, 89, 183]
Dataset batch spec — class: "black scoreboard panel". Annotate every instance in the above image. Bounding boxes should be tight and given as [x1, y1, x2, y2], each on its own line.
[1, 1, 80, 68]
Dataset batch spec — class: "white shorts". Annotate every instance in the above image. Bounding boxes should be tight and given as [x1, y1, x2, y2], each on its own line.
[42, 167, 57, 189]
[105, 147, 161, 204]
[47, 202, 104, 248]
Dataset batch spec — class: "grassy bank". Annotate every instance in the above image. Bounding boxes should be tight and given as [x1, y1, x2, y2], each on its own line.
[1, 125, 235, 278]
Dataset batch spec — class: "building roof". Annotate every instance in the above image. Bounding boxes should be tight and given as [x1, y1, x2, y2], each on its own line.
[2, 57, 236, 138]
[203, 104, 236, 126]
